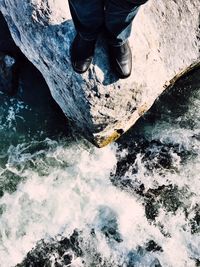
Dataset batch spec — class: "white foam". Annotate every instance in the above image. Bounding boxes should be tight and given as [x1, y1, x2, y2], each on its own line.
[0, 85, 199, 267]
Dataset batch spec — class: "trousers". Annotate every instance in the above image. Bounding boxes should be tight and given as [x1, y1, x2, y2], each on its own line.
[68, 0, 148, 46]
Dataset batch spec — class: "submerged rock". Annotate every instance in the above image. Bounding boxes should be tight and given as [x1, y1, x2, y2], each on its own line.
[0, 0, 199, 146]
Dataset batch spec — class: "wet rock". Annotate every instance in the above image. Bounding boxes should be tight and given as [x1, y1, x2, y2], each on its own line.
[63, 253, 73, 265]
[16, 231, 82, 267]
[145, 240, 163, 253]
[190, 204, 200, 234]
[0, 0, 199, 146]
[16, 228, 164, 267]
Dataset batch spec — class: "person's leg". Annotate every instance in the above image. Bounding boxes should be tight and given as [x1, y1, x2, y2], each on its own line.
[105, 0, 148, 78]
[68, 0, 104, 73]
[105, 0, 142, 47]
[69, 0, 104, 73]
[68, 0, 104, 41]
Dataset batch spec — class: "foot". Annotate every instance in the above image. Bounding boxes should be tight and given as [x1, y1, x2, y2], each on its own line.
[71, 34, 96, 74]
[109, 41, 132, 79]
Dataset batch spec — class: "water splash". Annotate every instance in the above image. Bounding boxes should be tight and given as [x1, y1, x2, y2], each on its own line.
[0, 69, 199, 266]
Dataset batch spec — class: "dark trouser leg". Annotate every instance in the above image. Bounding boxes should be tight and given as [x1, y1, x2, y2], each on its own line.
[68, 0, 104, 41]
[104, 0, 148, 78]
[105, 0, 148, 46]
[68, 0, 104, 73]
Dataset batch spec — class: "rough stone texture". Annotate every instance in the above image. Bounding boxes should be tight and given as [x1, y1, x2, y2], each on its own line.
[0, 0, 199, 147]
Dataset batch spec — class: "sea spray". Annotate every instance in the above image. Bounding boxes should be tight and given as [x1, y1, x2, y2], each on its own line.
[0, 69, 199, 266]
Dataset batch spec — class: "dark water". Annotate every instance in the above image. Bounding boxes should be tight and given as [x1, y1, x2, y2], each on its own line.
[0, 44, 200, 267]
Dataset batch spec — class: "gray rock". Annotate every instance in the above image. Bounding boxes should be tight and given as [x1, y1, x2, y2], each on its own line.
[0, 0, 199, 147]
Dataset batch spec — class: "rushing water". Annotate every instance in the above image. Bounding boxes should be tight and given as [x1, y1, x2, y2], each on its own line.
[0, 62, 200, 267]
